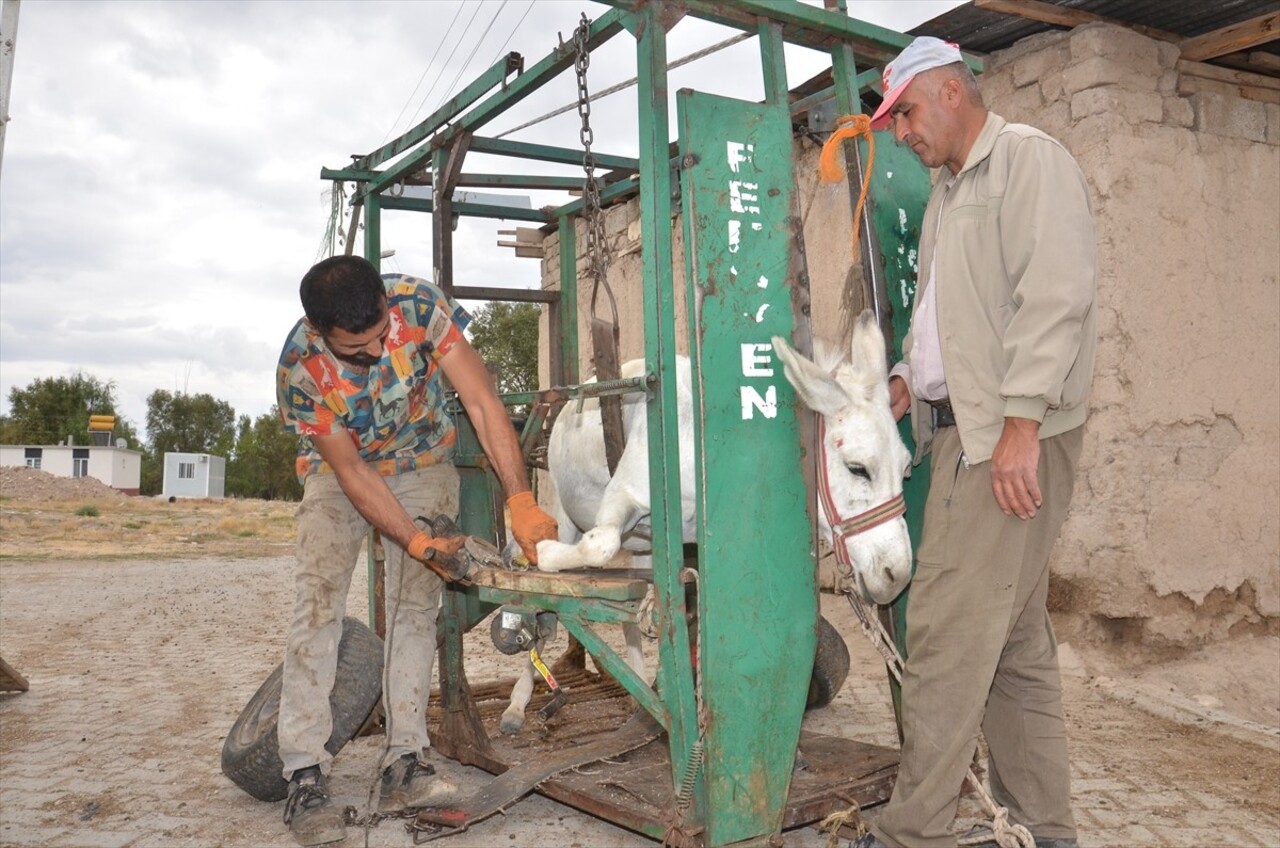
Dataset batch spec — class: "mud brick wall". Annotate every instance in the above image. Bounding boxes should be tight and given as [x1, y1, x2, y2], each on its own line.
[537, 22, 1280, 650]
[976, 23, 1279, 648]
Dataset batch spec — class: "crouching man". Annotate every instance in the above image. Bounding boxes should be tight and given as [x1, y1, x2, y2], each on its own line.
[274, 255, 557, 845]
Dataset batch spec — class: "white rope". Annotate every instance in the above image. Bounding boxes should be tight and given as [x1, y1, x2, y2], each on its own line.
[495, 31, 754, 139]
[842, 587, 1035, 848]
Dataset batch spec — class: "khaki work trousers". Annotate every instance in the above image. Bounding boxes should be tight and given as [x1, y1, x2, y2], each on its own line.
[277, 464, 460, 780]
[872, 425, 1082, 847]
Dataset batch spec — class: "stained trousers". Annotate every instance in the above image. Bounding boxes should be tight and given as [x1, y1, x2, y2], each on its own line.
[872, 425, 1082, 847]
[277, 464, 459, 780]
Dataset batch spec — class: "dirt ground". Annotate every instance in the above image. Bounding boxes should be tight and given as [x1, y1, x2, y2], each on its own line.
[1, 471, 1278, 847]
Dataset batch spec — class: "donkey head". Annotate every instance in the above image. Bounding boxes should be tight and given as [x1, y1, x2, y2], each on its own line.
[772, 310, 913, 604]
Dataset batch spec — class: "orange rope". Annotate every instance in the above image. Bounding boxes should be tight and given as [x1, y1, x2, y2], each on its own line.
[818, 114, 875, 260]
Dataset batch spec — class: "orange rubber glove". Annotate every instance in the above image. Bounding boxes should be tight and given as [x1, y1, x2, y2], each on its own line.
[507, 491, 558, 565]
[407, 531, 467, 580]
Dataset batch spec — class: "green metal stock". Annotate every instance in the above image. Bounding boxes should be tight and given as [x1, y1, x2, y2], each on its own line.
[679, 87, 814, 845]
[631, 3, 702, 830]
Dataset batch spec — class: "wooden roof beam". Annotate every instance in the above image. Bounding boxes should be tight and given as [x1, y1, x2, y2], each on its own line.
[1180, 11, 1280, 62]
[972, 0, 1179, 43]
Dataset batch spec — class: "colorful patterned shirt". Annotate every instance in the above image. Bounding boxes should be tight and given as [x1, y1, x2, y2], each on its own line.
[276, 274, 471, 482]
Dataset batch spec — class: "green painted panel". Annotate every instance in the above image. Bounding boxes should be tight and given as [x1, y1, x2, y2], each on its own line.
[678, 90, 814, 846]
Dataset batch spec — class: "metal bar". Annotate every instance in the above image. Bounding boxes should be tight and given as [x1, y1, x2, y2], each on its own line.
[364, 192, 381, 267]
[495, 375, 649, 409]
[451, 285, 559, 304]
[556, 174, 641, 218]
[558, 214, 579, 386]
[355, 53, 523, 171]
[788, 69, 880, 118]
[631, 3, 702, 830]
[559, 614, 668, 729]
[455, 173, 587, 190]
[470, 135, 639, 172]
[380, 196, 553, 223]
[432, 138, 470, 299]
[647, 0, 983, 71]
[831, 39, 890, 347]
[439, 8, 629, 141]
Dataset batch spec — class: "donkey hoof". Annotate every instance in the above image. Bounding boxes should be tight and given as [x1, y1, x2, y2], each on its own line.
[499, 712, 525, 735]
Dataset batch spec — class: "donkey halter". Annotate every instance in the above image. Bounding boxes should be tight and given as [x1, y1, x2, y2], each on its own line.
[815, 417, 906, 568]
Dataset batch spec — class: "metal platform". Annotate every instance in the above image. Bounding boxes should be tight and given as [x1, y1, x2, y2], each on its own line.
[426, 666, 897, 845]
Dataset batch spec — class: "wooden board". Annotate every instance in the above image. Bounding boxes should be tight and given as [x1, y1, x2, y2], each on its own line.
[470, 565, 650, 601]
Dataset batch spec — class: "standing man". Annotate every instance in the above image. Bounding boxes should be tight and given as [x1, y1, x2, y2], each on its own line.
[274, 255, 558, 846]
[853, 37, 1096, 848]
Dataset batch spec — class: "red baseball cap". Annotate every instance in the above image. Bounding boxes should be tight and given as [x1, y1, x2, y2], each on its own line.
[870, 36, 964, 132]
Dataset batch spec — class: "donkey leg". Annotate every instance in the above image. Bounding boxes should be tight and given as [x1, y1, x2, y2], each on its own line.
[621, 621, 647, 683]
[501, 654, 537, 735]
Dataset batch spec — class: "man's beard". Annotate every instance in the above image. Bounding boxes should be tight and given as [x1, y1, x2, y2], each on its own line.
[332, 350, 381, 368]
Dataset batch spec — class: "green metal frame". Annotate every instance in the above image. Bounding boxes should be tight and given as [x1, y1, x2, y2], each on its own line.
[318, 2, 976, 843]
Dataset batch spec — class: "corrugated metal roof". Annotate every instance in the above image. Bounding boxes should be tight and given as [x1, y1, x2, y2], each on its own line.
[911, 0, 1279, 78]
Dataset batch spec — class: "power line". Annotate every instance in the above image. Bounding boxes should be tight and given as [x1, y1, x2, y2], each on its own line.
[495, 30, 754, 140]
[485, 0, 535, 69]
[406, 0, 487, 129]
[431, 0, 509, 118]
[381, 1, 465, 144]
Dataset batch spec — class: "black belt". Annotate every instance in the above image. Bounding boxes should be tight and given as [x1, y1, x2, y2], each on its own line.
[928, 399, 956, 428]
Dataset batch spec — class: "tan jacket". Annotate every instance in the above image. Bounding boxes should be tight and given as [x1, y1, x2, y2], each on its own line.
[905, 111, 1097, 465]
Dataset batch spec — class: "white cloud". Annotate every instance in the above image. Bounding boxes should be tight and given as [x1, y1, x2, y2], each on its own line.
[0, 0, 961, 434]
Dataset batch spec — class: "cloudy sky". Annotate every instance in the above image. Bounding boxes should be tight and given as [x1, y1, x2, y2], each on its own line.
[0, 0, 961, 437]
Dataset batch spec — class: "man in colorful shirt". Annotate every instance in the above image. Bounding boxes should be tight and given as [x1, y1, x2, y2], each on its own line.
[274, 255, 557, 846]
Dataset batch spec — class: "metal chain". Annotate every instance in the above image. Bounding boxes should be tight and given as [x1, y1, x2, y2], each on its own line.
[573, 14, 616, 324]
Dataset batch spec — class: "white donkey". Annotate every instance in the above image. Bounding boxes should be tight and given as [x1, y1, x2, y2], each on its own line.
[499, 310, 913, 733]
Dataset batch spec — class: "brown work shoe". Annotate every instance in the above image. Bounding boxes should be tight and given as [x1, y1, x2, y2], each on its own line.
[379, 752, 459, 811]
[283, 766, 345, 846]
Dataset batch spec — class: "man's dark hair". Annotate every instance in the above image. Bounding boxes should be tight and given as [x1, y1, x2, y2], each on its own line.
[299, 255, 387, 334]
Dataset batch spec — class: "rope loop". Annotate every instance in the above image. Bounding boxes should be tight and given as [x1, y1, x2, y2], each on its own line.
[817, 113, 875, 260]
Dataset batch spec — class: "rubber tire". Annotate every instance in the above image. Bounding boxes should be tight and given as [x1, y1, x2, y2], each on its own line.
[221, 617, 384, 802]
[806, 613, 851, 711]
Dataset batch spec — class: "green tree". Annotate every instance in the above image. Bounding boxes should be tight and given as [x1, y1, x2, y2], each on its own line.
[226, 408, 302, 501]
[4, 372, 141, 449]
[145, 390, 237, 456]
[467, 302, 541, 404]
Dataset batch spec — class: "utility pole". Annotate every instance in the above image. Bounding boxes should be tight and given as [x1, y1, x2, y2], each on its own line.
[0, 0, 20, 179]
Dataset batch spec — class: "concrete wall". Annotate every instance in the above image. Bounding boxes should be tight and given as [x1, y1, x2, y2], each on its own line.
[0, 445, 142, 493]
[536, 21, 1280, 649]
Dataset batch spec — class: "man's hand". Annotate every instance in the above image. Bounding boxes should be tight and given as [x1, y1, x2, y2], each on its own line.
[889, 375, 911, 422]
[990, 417, 1041, 519]
[507, 491, 558, 564]
[407, 530, 467, 579]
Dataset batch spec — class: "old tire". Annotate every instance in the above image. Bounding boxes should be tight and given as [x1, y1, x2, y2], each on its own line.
[221, 617, 384, 802]
[806, 613, 851, 711]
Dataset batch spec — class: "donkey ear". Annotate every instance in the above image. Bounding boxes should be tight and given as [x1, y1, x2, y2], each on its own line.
[850, 309, 889, 379]
[772, 335, 850, 417]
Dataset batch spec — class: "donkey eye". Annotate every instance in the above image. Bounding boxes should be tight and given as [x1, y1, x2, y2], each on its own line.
[846, 463, 871, 481]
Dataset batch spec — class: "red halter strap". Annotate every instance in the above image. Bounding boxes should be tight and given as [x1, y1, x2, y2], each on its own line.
[815, 418, 907, 568]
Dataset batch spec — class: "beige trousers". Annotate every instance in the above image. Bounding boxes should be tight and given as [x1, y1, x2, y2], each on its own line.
[277, 464, 459, 780]
[873, 425, 1082, 847]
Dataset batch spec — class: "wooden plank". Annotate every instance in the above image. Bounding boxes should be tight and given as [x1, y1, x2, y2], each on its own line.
[470, 566, 650, 601]
[1247, 50, 1280, 72]
[0, 655, 29, 693]
[1181, 12, 1280, 62]
[1176, 59, 1280, 92]
[973, 0, 1179, 42]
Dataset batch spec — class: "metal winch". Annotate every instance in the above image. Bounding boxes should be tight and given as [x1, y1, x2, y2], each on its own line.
[489, 606, 558, 655]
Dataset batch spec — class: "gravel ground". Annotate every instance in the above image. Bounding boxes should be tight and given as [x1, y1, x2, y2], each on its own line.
[0, 485, 1277, 847]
